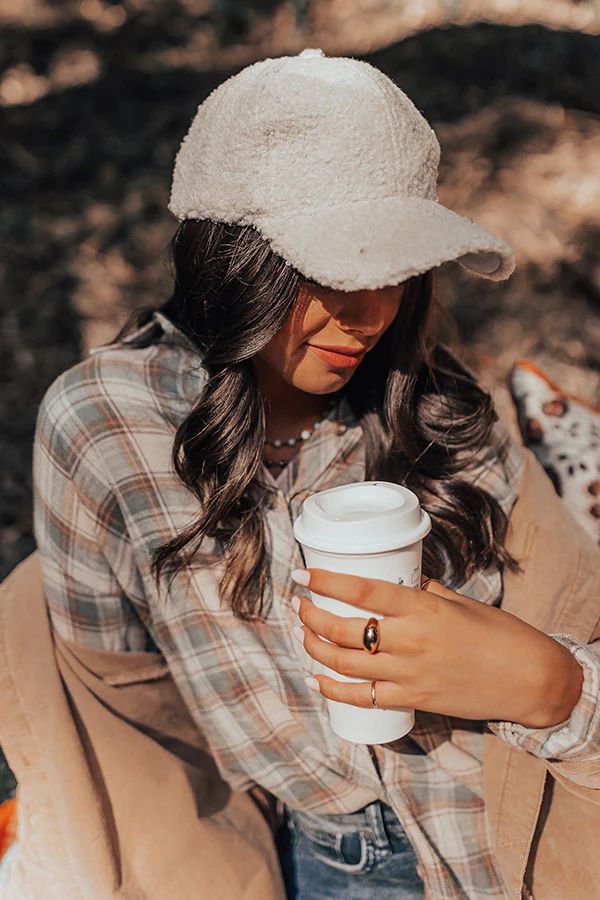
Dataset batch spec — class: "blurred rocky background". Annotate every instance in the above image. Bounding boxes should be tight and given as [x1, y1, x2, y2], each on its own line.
[1, 0, 599, 799]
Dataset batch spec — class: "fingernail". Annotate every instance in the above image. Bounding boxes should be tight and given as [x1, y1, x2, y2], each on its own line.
[293, 624, 304, 643]
[291, 596, 300, 614]
[305, 676, 320, 692]
[291, 568, 310, 586]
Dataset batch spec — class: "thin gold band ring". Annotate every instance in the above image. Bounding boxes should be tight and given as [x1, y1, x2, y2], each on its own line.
[371, 680, 379, 708]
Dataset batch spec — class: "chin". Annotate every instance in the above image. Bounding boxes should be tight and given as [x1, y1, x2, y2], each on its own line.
[292, 372, 348, 394]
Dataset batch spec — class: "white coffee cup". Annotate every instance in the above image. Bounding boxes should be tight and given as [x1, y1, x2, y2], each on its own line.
[292, 481, 431, 744]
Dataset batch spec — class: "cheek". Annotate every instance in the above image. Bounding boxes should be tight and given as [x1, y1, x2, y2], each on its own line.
[259, 335, 291, 375]
[385, 305, 400, 332]
[257, 318, 305, 378]
[378, 295, 403, 335]
[264, 298, 319, 367]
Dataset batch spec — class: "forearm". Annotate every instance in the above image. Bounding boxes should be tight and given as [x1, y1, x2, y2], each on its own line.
[488, 635, 600, 764]
[509, 633, 585, 730]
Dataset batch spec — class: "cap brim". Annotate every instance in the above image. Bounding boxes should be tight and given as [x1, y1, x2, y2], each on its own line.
[251, 195, 515, 290]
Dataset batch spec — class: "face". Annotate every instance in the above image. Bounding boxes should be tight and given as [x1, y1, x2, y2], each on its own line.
[254, 281, 405, 397]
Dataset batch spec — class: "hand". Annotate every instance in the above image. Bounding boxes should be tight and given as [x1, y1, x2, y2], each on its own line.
[292, 568, 584, 729]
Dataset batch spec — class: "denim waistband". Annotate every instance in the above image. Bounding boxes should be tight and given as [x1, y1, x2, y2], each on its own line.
[286, 799, 404, 842]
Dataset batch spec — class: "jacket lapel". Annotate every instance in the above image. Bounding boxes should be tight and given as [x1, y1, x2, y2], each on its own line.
[500, 448, 600, 642]
[485, 448, 600, 898]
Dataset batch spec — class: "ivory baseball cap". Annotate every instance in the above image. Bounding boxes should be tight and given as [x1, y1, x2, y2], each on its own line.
[168, 48, 516, 289]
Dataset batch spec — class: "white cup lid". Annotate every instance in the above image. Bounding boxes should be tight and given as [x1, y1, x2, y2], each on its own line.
[293, 481, 431, 554]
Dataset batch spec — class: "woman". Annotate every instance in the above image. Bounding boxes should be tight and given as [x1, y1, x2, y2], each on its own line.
[28, 49, 599, 899]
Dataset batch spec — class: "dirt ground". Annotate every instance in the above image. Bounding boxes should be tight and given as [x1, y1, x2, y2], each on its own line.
[1, 1, 599, 799]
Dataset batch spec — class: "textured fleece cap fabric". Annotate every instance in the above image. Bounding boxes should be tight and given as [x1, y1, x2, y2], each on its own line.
[168, 48, 516, 289]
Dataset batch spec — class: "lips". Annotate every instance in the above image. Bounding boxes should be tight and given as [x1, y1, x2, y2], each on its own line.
[308, 344, 366, 368]
[309, 343, 366, 356]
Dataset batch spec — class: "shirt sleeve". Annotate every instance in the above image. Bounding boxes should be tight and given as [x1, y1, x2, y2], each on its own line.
[487, 634, 600, 762]
[33, 349, 275, 769]
[33, 356, 161, 653]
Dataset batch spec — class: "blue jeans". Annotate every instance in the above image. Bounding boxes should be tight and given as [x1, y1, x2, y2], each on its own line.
[276, 800, 425, 899]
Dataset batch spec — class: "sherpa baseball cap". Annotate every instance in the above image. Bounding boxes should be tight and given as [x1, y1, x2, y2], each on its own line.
[168, 47, 516, 290]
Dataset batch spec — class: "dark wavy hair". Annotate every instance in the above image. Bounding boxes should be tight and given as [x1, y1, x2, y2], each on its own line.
[109, 218, 518, 620]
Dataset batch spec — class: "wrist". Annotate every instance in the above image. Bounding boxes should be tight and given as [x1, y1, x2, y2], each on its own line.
[514, 640, 584, 730]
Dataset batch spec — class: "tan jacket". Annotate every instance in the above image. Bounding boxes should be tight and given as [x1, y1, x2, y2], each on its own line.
[0, 556, 286, 899]
[0, 448, 599, 899]
[483, 449, 600, 899]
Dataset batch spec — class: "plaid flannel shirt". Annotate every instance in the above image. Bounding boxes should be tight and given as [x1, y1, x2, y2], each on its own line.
[32, 310, 600, 899]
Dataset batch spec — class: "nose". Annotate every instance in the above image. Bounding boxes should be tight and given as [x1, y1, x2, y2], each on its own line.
[334, 291, 388, 336]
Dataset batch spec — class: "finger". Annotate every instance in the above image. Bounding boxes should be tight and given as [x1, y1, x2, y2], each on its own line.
[297, 567, 416, 617]
[421, 575, 463, 603]
[306, 674, 410, 711]
[300, 626, 395, 680]
[297, 596, 397, 652]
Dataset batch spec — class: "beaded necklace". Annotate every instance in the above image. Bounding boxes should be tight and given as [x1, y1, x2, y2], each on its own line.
[262, 396, 337, 469]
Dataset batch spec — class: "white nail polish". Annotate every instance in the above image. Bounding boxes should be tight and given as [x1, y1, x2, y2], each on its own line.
[291, 568, 310, 586]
